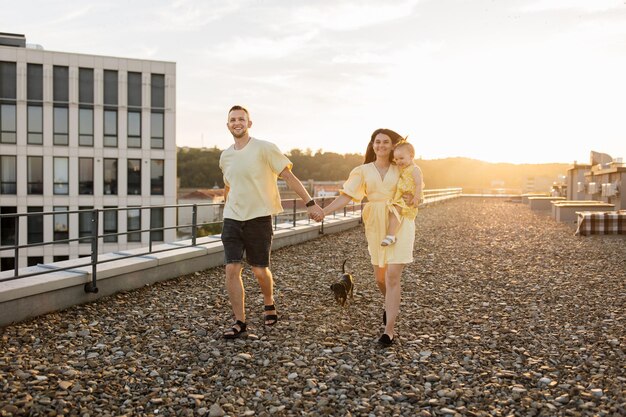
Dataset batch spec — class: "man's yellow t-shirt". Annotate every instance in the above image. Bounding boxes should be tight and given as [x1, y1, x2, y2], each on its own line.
[219, 137, 292, 221]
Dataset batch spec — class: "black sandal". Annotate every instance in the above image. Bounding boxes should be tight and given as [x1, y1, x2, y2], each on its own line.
[264, 304, 278, 326]
[223, 320, 247, 339]
[378, 333, 394, 346]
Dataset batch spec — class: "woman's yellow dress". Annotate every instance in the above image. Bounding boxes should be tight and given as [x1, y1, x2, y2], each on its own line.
[340, 163, 415, 267]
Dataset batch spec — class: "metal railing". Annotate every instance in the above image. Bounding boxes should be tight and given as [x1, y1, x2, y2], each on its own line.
[0, 188, 462, 288]
[0, 197, 362, 288]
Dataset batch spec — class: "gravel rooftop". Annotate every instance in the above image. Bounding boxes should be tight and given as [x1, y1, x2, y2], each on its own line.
[0, 198, 624, 417]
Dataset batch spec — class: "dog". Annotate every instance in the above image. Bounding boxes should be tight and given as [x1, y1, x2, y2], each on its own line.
[330, 259, 354, 307]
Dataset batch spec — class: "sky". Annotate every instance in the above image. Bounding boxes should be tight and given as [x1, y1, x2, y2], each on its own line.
[2, 0, 626, 164]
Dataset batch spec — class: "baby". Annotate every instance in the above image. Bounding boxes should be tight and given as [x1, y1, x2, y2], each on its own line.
[381, 140, 424, 246]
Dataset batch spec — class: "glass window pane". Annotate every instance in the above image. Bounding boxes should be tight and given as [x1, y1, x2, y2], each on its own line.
[79, 68, 94, 103]
[79, 108, 93, 146]
[104, 158, 117, 195]
[27, 156, 43, 194]
[0, 206, 17, 246]
[27, 206, 44, 244]
[151, 112, 164, 149]
[150, 207, 164, 241]
[78, 206, 93, 241]
[54, 107, 68, 145]
[151, 159, 164, 195]
[1, 104, 17, 143]
[151, 74, 164, 108]
[127, 159, 141, 195]
[53, 66, 69, 102]
[53, 157, 69, 195]
[103, 70, 118, 105]
[1, 155, 17, 194]
[104, 109, 117, 147]
[128, 72, 142, 107]
[0, 62, 17, 99]
[27, 64, 43, 101]
[127, 208, 141, 242]
[28, 105, 43, 145]
[128, 111, 141, 148]
[103, 207, 118, 243]
[53, 206, 69, 242]
[79, 158, 93, 195]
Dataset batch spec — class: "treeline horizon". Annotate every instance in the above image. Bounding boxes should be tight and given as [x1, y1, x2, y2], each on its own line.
[177, 147, 570, 190]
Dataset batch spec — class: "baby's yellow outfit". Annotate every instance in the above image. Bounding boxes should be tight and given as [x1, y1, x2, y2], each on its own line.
[388, 163, 420, 221]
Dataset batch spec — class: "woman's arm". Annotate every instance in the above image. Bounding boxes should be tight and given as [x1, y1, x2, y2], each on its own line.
[322, 194, 353, 216]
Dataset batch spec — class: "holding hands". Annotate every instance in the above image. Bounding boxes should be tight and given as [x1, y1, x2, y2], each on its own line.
[307, 202, 325, 222]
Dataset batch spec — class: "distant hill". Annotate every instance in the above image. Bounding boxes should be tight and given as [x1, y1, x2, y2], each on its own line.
[416, 157, 569, 192]
[177, 147, 569, 192]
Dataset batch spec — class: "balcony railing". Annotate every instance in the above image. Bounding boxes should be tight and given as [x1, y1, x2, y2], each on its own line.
[0, 188, 462, 289]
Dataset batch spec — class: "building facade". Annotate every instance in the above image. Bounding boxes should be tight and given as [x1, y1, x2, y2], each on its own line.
[0, 34, 176, 270]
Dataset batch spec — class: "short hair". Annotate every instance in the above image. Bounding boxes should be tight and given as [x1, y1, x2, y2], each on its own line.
[228, 105, 249, 118]
[394, 141, 415, 158]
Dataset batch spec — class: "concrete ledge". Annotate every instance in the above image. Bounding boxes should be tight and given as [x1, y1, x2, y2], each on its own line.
[0, 214, 362, 327]
[528, 196, 566, 211]
[555, 204, 615, 223]
[551, 200, 604, 219]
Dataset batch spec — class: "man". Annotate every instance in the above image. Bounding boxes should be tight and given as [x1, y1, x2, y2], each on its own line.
[219, 105, 324, 339]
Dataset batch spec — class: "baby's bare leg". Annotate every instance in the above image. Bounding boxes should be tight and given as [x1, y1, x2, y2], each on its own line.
[387, 208, 402, 236]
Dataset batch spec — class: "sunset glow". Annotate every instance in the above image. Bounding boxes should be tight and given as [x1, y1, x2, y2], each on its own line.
[3, 0, 625, 163]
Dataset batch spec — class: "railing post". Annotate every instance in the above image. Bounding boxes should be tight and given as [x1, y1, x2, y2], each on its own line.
[191, 204, 198, 246]
[319, 198, 325, 235]
[293, 199, 297, 227]
[85, 209, 99, 293]
[13, 214, 19, 277]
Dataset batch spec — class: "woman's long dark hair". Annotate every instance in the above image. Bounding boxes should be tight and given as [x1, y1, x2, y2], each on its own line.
[364, 128, 404, 164]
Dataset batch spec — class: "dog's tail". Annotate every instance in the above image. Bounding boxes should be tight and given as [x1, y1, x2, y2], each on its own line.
[342, 259, 347, 274]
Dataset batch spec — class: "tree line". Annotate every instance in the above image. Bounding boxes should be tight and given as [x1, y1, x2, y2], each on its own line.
[177, 147, 569, 191]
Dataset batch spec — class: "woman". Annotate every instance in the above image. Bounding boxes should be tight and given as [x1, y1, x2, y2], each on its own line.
[322, 128, 416, 346]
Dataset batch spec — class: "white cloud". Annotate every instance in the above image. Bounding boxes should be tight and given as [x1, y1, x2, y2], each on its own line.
[291, 0, 421, 31]
[520, 0, 623, 13]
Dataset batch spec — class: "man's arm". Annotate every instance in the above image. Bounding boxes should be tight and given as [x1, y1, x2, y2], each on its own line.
[223, 185, 229, 202]
[279, 167, 324, 221]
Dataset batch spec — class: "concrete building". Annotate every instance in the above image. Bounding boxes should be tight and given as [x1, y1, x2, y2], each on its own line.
[0, 33, 176, 270]
[584, 159, 625, 211]
[566, 162, 592, 201]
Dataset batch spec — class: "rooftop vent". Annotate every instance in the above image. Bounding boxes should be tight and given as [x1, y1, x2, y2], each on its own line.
[0, 32, 26, 48]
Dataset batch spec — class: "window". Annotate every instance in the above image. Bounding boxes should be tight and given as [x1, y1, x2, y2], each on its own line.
[27, 156, 43, 194]
[150, 207, 164, 242]
[0, 258, 15, 272]
[27, 256, 44, 267]
[0, 206, 17, 246]
[103, 158, 117, 195]
[0, 155, 17, 194]
[128, 110, 141, 148]
[27, 105, 43, 144]
[53, 66, 69, 102]
[151, 74, 165, 108]
[128, 72, 142, 107]
[127, 208, 141, 242]
[127, 159, 141, 195]
[53, 106, 69, 145]
[79, 68, 94, 104]
[79, 108, 94, 146]
[103, 70, 118, 106]
[53, 255, 69, 263]
[104, 109, 117, 147]
[0, 104, 16, 143]
[27, 64, 43, 101]
[151, 159, 164, 195]
[27, 207, 44, 244]
[103, 207, 118, 243]
[1, 62, 17, 99]
[53, 157, 69, 195]
[79, 158, 94, 195]
[1, 62, 17, 143]
[151, 111, 164, 149]
[53, 206, 69, 242]
[78, 206, 93, 243]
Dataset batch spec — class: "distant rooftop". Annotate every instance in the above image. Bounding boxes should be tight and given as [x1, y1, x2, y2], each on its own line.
[0, 32, 26, 48]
